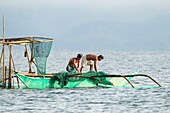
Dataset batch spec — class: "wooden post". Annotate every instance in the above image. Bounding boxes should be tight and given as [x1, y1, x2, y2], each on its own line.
[8, 45, 12, 89]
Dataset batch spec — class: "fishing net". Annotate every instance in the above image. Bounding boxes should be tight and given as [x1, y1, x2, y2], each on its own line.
[50, 71, 113, 88]
[29, 37, 53, 74]
[16, 71, 133, 89]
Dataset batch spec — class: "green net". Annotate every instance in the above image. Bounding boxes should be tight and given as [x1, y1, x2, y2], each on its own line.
[29, 37, 53, 74]
[16, 71, 133, 89]
[51, 71, 113, 88]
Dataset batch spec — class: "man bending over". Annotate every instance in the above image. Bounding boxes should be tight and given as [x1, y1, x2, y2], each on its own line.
[80, 54, 104, 73]
[66, 54, 83, 73]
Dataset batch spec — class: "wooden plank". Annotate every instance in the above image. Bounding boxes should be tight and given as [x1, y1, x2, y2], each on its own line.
[0, 40, 30, 45]
[0, 37, 53, 45]
[0, 37, 53, 42]
[16, 71, 54, 77]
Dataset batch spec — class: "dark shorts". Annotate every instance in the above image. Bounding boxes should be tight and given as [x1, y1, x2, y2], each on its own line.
[66, 65, 76, 72]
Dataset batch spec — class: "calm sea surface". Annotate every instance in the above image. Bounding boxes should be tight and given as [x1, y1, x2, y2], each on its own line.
[0, 50, 170, 113]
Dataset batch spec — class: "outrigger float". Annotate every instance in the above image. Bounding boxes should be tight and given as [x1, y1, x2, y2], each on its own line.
[0, 16, 161, 89]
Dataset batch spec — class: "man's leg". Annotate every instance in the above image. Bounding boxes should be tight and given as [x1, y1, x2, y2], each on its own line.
[90, 64, 93, 71]
[66, 65, 70, 72]
[80, 66, 84, 73]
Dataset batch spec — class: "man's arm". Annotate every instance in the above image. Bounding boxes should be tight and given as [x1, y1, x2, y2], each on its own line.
[77, 60, 80, 68]
[74, 59, 79, 72]
[94, 61, 98, 72]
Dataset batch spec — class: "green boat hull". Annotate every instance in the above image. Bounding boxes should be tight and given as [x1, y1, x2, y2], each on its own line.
[16, 72, 132, 89]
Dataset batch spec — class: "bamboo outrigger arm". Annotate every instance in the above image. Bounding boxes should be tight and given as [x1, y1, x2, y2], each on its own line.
[90, 74, 135, 88]
[93, 74, 161, 87]
[68, 74, 135, 88]
[123, 74, 161, 87]
[68, 75, 111, 86]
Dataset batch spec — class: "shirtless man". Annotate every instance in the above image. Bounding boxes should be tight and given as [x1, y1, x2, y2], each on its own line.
[66, 54, 83, 73]
[80, 54, 104, 73]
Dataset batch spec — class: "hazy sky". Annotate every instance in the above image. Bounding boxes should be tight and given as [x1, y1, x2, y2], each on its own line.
[0, 0, 170, 51]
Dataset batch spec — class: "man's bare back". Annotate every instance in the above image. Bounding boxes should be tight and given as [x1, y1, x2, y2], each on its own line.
[66, 54, 83, 72]
[68, 58, 79, 66]
[86, 54, 98, 61]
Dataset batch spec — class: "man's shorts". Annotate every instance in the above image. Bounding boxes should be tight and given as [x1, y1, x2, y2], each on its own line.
[66, 65, 76, 72]
[81, 56, 93, 67]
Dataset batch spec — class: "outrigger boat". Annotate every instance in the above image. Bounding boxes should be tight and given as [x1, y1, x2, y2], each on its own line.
[0, 36, 161, 89]
[0, 17, 161, 89]
[15, 71, 161, 89]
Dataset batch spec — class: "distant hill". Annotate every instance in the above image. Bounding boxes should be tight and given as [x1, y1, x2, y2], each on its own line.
[56, 15, 170, 50]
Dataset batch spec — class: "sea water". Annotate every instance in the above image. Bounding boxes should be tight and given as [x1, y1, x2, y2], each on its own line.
[0, 50, 170, 113]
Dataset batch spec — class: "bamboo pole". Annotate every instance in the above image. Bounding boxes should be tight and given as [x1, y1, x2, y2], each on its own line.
[4, 66, 7, 88]
[1, 46, 5, 88]
[2, 15, 5, 88]
[13, 72, 14, 89]
[25, 44, 32, 73]
[11, 49, 20, 88]
[16, 76, 20, 88]
[0, 47, 4, 64]
[11, 46, 14, 89]
[11, 51, 16, 71]
[8, 45, 12, 89]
